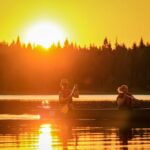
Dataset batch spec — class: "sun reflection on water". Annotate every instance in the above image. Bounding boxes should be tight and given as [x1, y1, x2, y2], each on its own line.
[38, 124, 53, 150]
[0, 122, 149, 150]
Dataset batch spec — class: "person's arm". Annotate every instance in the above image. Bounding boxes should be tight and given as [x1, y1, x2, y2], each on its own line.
[125, 94, 135, 107]
[72, 84, 79, 98]
[73, 90, 79, 98]
[130, 95, 141, 107]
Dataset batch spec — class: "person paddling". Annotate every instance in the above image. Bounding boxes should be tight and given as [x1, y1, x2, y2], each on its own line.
[116, 85, 138, 127]
[116, 85, 135, 110]
[59, 79, 79, 116]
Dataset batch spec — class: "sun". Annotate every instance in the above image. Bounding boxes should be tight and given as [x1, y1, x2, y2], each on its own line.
[24, 21, 66, 48]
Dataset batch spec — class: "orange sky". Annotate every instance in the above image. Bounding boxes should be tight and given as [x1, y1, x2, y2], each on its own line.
[0, 0, 150, 47]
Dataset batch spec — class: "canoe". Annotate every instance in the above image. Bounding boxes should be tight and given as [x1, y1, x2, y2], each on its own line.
[39, 108, 150, 122]
[0, 108, 149, 128]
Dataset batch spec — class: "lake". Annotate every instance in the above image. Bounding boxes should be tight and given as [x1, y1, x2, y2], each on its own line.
[0, 95, 150, 149]
[0, 118, 149, 150]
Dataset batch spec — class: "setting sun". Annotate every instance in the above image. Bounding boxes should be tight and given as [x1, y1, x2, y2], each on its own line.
[23, 21, 66, 48]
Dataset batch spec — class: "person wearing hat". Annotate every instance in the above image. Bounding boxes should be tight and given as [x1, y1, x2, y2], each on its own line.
[59, 79, 79, 115]
[116, 85, 135, 110]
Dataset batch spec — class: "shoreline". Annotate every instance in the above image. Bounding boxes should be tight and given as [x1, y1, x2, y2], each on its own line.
[1, 89, 150, 95]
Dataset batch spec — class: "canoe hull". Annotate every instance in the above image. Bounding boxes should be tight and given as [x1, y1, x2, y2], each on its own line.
[40, 108, 150, 122]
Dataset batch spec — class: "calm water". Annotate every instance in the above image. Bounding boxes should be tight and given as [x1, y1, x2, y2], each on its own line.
[0, 95, 150, 149]
[0, 95, 150, 101]
[0, 118, 149, 150]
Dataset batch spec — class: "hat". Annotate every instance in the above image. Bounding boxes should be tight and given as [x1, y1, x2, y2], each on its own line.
[60, 79, 69, 86]
[117, 84, 128, 93]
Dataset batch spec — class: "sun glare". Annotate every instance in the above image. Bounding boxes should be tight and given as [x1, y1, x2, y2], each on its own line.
[24, 21, 66, 48]
[38, 124, 53, 150]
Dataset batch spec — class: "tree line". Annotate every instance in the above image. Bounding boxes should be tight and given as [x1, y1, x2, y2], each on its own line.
[0, 37, 150, 94]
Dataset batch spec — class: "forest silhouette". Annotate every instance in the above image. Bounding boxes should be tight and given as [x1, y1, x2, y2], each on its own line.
[0, 37, 150, 94]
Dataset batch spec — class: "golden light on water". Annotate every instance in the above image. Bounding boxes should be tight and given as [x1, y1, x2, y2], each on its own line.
[0, 123, 149, 149]
[38, 124, 53, 150]
[23, 21, 66, 48]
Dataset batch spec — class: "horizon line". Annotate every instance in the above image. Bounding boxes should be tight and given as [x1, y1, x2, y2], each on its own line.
[0, 36, 149, 49]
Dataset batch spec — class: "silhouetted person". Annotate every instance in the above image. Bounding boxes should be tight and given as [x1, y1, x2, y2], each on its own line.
[116, 85, 137, 125]
[59, 79, 79, 118]
[116, 85, 135, 110]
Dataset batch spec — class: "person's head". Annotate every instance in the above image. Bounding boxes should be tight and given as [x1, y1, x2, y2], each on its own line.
[60, 79, 69, 89]
[117, 84, 128, 94]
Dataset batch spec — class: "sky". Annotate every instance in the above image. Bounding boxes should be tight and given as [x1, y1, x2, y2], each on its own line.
[0, 0, 150, 47]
